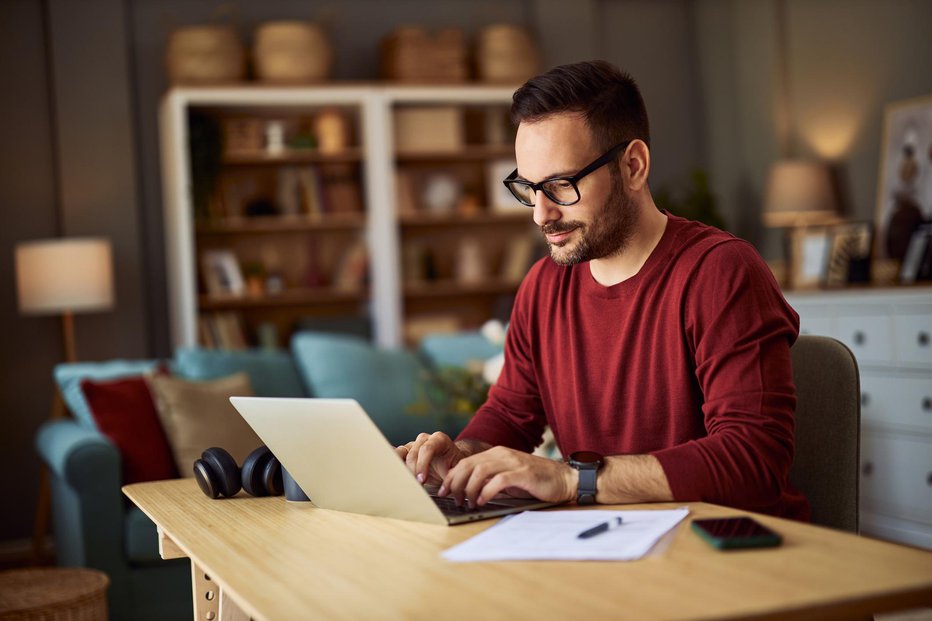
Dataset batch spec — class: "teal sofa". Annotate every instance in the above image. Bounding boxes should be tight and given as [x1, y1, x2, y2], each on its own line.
[36, 331, 501, 621]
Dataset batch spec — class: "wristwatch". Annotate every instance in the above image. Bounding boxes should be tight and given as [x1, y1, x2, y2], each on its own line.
[568, 451, 603, 505]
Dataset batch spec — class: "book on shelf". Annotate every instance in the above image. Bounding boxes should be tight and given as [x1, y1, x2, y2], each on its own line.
[199, 312, 248, 350]
[501, 234, 535, 283]
[297, 166, 326, 217]
[333, 240, 369, 291]
[200, 249, 245, 297]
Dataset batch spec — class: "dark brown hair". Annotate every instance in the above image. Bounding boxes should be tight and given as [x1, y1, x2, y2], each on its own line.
[511, 60, 650, 151]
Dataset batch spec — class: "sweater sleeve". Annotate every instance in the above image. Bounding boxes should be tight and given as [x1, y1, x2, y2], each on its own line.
[456, 265, 548, 453]
[651, 240, 801, 510]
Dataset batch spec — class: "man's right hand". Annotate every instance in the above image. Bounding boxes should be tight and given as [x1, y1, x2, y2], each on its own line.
[395, 432, 469, 486]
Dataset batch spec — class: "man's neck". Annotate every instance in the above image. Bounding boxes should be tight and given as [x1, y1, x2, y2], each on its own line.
[589, 205, 668, 287]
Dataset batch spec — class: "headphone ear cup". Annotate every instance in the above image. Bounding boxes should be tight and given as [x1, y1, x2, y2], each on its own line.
[261, 455, 283, 497]
[241, 446, 274, 497]
[200, 447, 242, 498]
[193, 458, 220, 499]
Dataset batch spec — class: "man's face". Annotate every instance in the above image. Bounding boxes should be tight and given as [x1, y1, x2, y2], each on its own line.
[514, 113, 636, 265]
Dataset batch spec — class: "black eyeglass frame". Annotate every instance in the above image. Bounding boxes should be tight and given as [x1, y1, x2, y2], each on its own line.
[502, 140, 632, 207]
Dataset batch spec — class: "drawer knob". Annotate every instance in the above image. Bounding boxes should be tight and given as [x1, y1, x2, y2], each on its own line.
[861, 393, 870, 407]
[923, 397, 932, 412]
[853, 331, 866, 346]
[919, 332, 930, 347]
[862, 461, 873, 476]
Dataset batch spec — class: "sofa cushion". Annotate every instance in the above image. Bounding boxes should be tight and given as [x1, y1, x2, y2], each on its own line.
[174, 347, 307, 398]
[54, 360, 162, 429]
[146, 372, 260, 476]
[290, 332, 438, 446]
[418, 332, 504, 369]
[124, 506, 162, 565]
[81, 375, 178, 484]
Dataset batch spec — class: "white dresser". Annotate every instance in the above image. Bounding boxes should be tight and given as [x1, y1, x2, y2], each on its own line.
[785, 287, 932, 549]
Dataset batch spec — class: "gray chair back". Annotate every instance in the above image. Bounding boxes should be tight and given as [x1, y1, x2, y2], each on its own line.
[788, 335, 860, 533]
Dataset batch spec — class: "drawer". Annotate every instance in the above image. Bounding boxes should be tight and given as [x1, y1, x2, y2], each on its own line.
[860, 431, 932, 525]
[798, 316, 835, 339]
[895, 313, 932, 366]
[860, 374, 932, 432]
[836, 314, 893, 364]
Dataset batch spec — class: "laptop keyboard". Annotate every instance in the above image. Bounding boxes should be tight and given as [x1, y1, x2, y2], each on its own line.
[432, 495, 507, 515]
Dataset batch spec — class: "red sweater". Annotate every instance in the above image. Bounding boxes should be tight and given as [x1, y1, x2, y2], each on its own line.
[459, 214, 809, 520]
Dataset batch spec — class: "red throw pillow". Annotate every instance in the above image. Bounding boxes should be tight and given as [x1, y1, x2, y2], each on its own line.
[80, 375, 179, 484]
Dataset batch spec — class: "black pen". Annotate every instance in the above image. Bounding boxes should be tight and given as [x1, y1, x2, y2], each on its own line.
[577, 516, 624, 539]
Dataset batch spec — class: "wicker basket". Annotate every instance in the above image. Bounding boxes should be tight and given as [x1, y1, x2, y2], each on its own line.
[0, 568, 109, 620]
[380, 27, 468, 82]
[476, 25, 539, 83]
[166, 25, 245, 84]
[253, 21, 332, 83]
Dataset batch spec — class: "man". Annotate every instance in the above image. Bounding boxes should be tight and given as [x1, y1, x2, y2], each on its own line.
[396, 60, 809, 521]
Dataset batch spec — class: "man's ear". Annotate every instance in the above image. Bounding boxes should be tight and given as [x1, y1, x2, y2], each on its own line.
[620, 139, 650, 192]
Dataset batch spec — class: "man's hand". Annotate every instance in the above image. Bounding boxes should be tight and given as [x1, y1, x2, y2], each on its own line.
[439, 446, 578, 507]
[395, 432, 468, 486]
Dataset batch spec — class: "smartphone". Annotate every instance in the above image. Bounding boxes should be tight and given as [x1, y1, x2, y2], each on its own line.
[691, 517, 782, 550]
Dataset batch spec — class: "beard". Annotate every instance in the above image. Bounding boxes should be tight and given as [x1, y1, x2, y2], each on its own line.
[541, 170, 637, 265]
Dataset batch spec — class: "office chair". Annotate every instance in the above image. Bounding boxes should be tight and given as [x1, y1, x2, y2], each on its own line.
[788, 335, 861, 533]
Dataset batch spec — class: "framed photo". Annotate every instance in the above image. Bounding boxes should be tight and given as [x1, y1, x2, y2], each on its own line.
[900, 223, 932, 283]
[824, 222, 873, 287]
[200, 249, 245, 297]
[789, 227, 831, 290]
[486, 159, 522, 212]
[874, 94, 932, 262]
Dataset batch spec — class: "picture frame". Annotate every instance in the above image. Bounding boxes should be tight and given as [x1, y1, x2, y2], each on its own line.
[200, 249, 245, 297]
[789, 227, 831, 290]
[900, 223, 932, 283]
[874, 94, 932, 263]
[824, 222, 873, 287]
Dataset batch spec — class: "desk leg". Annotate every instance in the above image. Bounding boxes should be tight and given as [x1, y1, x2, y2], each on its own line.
[191, 561, 250, 621]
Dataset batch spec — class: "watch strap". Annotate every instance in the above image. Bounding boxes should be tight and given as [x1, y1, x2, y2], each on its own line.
[577, 466, 597, 505]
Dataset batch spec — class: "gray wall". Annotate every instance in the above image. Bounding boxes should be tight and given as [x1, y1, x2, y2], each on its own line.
[1, 0, 930, 552]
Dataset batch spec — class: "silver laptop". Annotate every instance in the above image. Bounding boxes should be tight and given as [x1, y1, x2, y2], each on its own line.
[229, 396, 558, 525]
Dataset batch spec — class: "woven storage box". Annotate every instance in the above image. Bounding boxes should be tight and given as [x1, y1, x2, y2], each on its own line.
[380, 27, 468, 82]
[0, 568, 109, 620]
[253, 21, 332, 83]
[476, 25, 539, 83]
[166, 25, 245, 84]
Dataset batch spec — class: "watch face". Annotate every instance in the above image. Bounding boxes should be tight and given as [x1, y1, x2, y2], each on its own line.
[570, 451, 603, 465]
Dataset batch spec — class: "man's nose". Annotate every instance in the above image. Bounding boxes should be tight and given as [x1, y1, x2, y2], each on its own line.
[532, 191, 562, 227]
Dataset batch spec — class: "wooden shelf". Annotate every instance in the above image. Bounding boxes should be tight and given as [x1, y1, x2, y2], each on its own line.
[403, 278, 520, 299]
[222, 148, 363, 165]
[398, 210, 531, 228]
[196, 214, 366, 235]
[395, 145, 514, 163]
[199, 287, 365, 310]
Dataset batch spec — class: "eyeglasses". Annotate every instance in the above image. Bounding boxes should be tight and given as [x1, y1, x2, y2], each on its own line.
[502, 140, 631, 207]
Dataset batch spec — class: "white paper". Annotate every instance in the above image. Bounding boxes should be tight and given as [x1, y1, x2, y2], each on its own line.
[442, 508, 690, 562]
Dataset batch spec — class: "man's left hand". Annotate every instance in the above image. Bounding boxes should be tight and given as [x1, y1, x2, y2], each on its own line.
[438, 446, 578, 507]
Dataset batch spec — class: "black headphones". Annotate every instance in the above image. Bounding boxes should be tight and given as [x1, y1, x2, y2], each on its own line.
[193, 446, 283, 499]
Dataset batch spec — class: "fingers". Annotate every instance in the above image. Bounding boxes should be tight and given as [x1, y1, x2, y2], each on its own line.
[415, 432, 453, 483]
[400, 432, 454, 485]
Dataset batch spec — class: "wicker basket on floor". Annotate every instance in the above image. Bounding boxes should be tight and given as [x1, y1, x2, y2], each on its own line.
[0, 568, 109, 620]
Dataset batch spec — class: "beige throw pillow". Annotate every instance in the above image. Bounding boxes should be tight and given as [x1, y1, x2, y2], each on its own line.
[147, 372, 261, 477]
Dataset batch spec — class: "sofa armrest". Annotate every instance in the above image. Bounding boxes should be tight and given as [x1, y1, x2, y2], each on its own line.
[36, 419, 120, 489]
[35, 419, 125, 569]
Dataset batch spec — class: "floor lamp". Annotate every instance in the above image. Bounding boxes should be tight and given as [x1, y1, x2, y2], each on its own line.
[14, 237, 115, 564]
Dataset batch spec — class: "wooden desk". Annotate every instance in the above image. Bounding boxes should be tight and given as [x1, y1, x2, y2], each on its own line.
[124, 479, 932, 621]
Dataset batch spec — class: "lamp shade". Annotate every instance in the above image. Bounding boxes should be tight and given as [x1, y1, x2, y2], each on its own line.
[15, 238, 114, 315]
[763, 160, 838, 227]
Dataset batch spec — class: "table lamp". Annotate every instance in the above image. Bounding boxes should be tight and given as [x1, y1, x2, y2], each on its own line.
[15, 237, 115, 363]
[763, 160, 840, 287]
[14, 237, 114, 564]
